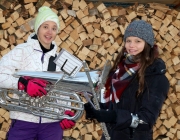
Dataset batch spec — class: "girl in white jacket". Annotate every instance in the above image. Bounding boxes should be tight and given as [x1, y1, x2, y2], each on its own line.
[0, 6, 75, 140]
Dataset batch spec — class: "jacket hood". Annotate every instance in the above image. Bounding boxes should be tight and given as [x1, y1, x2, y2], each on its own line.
[145, 58, 167, 76]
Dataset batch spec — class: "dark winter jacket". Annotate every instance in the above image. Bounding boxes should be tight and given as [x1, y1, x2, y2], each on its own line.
[101, 58, 169, 140]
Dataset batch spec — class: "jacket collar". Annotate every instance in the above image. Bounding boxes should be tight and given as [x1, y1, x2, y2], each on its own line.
[145, 58, 166, 76]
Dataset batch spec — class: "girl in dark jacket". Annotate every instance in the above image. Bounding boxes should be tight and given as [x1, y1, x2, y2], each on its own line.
[84, 20, 169, 140]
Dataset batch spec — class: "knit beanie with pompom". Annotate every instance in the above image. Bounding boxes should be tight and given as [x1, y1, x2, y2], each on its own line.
[34, 6, 60, 34]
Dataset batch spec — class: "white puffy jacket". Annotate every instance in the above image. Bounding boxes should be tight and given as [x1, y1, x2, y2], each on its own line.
[0, 33, 63, 123]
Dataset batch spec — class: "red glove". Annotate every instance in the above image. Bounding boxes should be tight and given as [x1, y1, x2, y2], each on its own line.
[60, 110, 75, 130]
[18, 77, 48, 97]
[18, 76, 32, 90]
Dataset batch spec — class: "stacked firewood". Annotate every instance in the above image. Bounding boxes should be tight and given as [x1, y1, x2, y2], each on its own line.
[0, 0, 180, 139]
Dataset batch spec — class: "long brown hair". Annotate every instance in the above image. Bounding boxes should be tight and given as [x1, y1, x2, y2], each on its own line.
[109, 43, 159, 95]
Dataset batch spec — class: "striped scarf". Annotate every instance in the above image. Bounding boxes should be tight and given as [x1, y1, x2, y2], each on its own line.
[104, 53, 140, 103]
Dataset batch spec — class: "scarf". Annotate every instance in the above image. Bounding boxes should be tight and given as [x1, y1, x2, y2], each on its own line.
[104, 53, 140, 103]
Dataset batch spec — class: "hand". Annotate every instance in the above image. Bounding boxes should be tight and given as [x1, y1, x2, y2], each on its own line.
[18, 77, 48, 97]
[84, 102, 117, 123]
[18, 76, 32, 90]
[60, 110, 75, 130]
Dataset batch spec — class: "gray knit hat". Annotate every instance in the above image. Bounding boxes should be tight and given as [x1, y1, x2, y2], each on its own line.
[124, 20, 154, 47]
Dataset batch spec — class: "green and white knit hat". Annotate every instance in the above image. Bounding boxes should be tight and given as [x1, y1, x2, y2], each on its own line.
[34, 6, 60, 34]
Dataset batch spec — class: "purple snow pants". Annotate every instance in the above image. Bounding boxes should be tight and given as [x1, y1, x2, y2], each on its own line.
[7, 120, 63, 140]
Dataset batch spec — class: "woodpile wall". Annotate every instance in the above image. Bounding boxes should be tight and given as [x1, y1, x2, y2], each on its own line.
[0, 0, 180, 140]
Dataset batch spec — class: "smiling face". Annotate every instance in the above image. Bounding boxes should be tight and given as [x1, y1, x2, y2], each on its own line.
[37, 21, 58, 49]
[125, 36, 145, 56]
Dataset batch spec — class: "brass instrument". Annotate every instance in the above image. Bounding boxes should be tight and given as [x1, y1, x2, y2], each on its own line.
[0, 70, 99, 121]
[0, 46, 112, 139]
